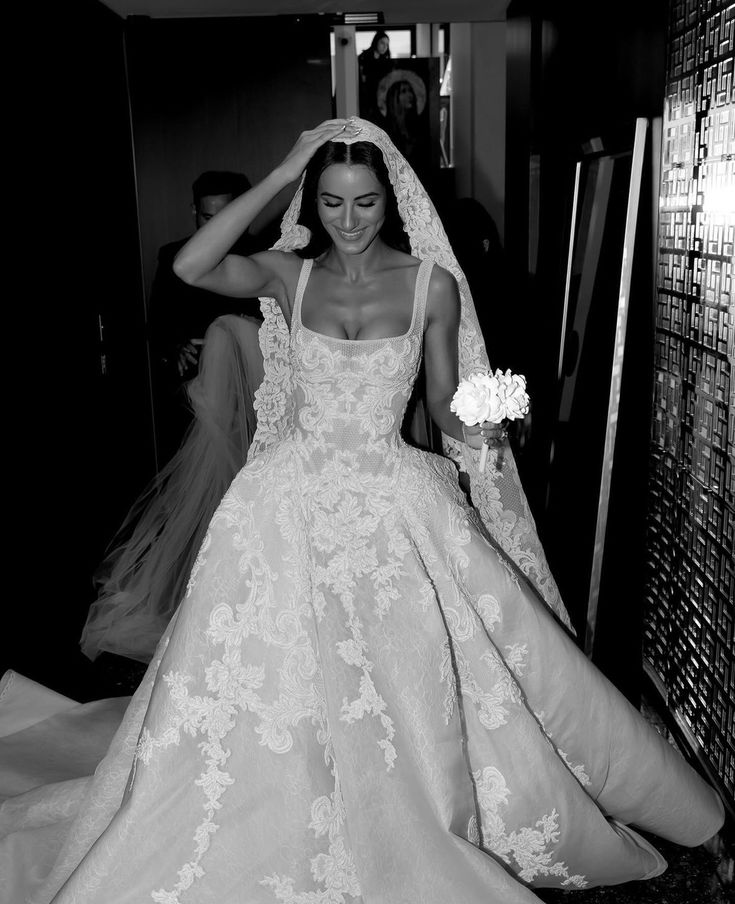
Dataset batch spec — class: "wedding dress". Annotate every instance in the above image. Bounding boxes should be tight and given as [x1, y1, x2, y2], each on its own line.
[0, 121, 723, 903]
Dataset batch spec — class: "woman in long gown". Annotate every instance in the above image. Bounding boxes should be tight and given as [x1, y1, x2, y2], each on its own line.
[3, 118, 724, 903]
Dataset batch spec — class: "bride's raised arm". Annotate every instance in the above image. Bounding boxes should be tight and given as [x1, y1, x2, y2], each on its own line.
[173, 119, 354, 301]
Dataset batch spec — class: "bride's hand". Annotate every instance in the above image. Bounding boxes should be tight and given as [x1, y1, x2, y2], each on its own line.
[462, 421, 507, 450]
[275, 120, 359, 183]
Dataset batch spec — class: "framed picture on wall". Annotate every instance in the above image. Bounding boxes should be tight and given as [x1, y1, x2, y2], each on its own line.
[359, 58, 440, 184]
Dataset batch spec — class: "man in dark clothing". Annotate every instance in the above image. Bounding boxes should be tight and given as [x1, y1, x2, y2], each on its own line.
[148, 170, 267, 466]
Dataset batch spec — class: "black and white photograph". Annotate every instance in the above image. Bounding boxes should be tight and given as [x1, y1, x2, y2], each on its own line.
[3, 2, 733, 903]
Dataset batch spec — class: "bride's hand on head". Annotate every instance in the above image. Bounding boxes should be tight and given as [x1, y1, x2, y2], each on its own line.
[275, 120, 359, 183]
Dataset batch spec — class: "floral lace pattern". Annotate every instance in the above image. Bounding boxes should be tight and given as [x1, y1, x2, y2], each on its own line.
[468, 767, 587, 887]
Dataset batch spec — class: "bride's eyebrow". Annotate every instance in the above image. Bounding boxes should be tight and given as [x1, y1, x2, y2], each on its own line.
[319, 191, 381, 200]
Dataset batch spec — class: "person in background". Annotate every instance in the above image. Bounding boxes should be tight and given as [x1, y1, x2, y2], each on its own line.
[358, 30, 391, 121]
[148, 170, 263, 464]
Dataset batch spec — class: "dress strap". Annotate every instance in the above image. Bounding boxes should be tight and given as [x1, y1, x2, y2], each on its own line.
[292, 257, 314, 328]
[413, 258, 434, 336]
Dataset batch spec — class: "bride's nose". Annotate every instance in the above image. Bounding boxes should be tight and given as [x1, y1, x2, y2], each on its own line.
[340, 205, 356, 230]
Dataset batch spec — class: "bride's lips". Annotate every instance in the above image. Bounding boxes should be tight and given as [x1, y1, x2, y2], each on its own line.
[336, 227, 366, 241]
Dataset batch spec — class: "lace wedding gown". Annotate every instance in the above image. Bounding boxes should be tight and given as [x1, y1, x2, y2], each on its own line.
[7, 256, 722, 904]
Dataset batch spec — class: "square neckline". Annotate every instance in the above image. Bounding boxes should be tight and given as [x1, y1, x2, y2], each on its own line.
[294, 257, 430, 345]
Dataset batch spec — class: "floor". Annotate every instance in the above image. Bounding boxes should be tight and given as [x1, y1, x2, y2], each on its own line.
[93, 654, 733, 903]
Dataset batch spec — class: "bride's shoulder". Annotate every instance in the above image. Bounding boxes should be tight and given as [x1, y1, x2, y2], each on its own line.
[426, 264, 460, 323]
[384, 248, 423, 276]
[386, 251, 458, 303]
[395, 251, 456, 289]
[427, 263, 459, 295]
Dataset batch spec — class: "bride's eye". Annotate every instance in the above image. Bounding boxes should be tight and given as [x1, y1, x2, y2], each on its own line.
[358, 202, 377, 209]
[322, 200, 341, 208]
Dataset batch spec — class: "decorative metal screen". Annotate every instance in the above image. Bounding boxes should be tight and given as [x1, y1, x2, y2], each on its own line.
[644, 0, 734, 806]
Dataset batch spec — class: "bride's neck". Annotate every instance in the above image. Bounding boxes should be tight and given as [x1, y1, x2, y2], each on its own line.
[324, 237, 391, 282]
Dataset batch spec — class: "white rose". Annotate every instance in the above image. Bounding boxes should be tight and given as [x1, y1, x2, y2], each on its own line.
[499, 370, 529, 421]
[451, 371, 493, 425]
[476, 372, 504, 423]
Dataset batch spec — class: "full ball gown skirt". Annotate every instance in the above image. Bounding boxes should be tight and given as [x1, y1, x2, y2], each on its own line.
[22, 259, 723, 903]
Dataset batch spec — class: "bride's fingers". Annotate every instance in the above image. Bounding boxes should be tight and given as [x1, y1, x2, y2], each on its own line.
[480, 425, 508, 444]
[312, 118, 349, 127]
[316, 117, 360, 128]
[305, 121, 359, 152]
[298, 124, 349, 149]
[279, 119, 360, 181]
[311, 119, 362, 137]
[314, 123, 352, 139]
[308, 119, 352, 135]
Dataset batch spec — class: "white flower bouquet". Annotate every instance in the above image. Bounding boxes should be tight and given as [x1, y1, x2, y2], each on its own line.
[450, 369, 530, 473]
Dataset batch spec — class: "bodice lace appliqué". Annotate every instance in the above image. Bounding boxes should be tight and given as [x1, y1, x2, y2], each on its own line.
[288, 257, 433, 466]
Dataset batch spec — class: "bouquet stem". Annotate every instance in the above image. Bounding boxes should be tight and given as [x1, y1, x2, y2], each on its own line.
[479, 442, 488, 473]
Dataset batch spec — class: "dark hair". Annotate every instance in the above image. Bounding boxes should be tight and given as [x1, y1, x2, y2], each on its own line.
[369, 31, 391, 57]
[386, 80, 418, 118]
[296, 141, 409, 258]
[192, 170, 251, 206]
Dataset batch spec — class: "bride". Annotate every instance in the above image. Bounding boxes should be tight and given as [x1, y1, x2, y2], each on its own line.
[1, 118, 723, 903]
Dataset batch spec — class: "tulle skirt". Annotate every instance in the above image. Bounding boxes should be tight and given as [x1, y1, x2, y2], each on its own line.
[80, 314, 264, 664]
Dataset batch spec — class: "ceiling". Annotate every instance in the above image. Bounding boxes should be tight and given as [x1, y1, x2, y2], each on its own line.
[98, 1, 510, 23]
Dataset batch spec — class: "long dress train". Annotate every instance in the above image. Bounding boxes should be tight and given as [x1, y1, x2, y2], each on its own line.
[12, 257, 722, 904]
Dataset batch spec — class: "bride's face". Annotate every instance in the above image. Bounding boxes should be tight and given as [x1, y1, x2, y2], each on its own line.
[317, 163, 387, 254]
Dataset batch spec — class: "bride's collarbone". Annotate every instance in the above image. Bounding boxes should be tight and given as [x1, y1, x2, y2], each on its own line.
[307, 307, 411, 342]
[303, 263, 419, 340]
[304, 291, 413, 341]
